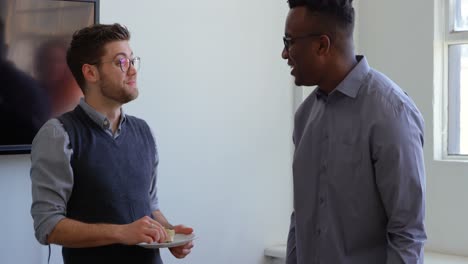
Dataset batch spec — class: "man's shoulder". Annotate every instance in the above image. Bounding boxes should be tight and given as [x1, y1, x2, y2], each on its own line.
[124, 115, 153, 135]
[32, 118, 67, 146]
[125, 114, 148, 126]
[362, 69, 420, 114]
[38, 118, 64, 132]
[358, 69, 424, 133]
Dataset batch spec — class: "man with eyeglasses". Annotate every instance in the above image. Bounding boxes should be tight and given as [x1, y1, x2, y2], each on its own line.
[282, 1, 426, 264]
[30, 24, 193, 264]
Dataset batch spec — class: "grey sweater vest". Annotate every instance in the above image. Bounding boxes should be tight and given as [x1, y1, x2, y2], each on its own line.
[58, 106, 162, 264]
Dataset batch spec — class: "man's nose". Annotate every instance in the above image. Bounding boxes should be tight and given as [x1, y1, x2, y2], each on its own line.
[281, 46, 289, 60]
[127, 63, 137, 75]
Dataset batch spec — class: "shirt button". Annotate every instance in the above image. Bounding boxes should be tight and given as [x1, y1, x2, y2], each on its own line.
[321, 163, 327, 171]
[319, 197, 325, 206]
[323, 131, 328, 139]
[103, 120, 109, 128]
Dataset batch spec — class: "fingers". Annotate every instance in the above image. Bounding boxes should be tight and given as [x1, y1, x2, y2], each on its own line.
[173, 224, 194, 234]
[122, 216, 172, 245]
[147, 226, 167, 243]
[181, 242, 194, 251]
[170, 244, 193, 259]
[143, 235, 153, 244]
[172, 251, 188, 259]
[169, 242, 194, 249]
[138, 216, 168, 243]
[147, 220, 168, 243]
[172, 252, 184, 259]
[120, 221, 155, 245]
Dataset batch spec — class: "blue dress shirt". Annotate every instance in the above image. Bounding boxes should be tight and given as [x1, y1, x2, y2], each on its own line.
[287, 56, 427, 264]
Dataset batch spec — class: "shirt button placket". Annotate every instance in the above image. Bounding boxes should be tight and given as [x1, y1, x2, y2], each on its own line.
[321, 162, 327, 173]
[316, 109, 328, 264]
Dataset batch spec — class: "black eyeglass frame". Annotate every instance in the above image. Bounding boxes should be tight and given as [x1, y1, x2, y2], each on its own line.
[283, 33, 327, 50]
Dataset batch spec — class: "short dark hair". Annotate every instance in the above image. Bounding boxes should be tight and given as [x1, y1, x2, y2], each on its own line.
[66, 23, 130, 91]
[287, 0, 355, 36]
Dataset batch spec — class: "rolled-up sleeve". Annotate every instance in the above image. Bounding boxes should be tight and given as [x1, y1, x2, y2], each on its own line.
[30, 119, 74, 245]
[148, 128, 160, 212]
[373, 104, 427, 263]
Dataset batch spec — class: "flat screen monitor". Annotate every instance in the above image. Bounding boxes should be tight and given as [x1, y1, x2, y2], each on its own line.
[0, 0, 99, 154]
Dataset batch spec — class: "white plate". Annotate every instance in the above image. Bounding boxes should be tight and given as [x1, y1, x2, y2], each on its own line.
[137, 234, 196, 249]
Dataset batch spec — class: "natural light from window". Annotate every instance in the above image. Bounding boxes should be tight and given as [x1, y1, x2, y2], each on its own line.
[454, 0, 468, 30]
[447, 0, 468, 156]
[460, 45, 468, 154]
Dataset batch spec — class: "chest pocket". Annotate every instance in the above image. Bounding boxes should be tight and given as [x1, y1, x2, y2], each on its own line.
[328, 108, 363, 179]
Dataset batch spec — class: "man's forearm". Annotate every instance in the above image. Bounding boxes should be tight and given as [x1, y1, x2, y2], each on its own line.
[152, 210, 173, 229]
[47, 218, 122, 248]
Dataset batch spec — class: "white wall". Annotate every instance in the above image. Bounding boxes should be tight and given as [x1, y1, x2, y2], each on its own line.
[103, 1, 294, 263]
[0, 155, 43, 264]
[355, 0, 468, 256]
[0, 1, 294, 264]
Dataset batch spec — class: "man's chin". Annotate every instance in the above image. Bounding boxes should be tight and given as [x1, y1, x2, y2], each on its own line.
[120, 90, 138, 104]
[294, 78, 304, 87]
[129, 90, 139, 101]
[129, 86, 139, 97]
[294, 78, 316, 87]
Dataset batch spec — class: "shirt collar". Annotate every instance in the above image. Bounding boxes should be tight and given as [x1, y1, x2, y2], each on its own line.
[314, 55, 370, 100]
[315, 88, 328, 101]
[334, 55, 370, 98]
[78, 98, 127, 130]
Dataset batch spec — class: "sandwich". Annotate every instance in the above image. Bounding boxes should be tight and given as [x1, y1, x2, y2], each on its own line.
[165, 228, 175, 243]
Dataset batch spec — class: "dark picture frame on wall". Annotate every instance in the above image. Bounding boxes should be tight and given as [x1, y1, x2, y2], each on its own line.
[0, 0, 100, 154]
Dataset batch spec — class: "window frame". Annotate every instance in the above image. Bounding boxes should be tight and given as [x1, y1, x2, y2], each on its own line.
[438, 0, 468, 161]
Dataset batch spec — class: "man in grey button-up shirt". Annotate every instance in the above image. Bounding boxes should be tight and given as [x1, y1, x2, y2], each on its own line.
[282, 1, 426, 263]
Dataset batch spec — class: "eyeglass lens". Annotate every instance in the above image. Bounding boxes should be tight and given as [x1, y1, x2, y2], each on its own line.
[283, 37, 290, 50]
[119, 57, 140, 72]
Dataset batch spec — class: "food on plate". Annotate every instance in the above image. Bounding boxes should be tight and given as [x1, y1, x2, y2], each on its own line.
[165, 228, 175, 243]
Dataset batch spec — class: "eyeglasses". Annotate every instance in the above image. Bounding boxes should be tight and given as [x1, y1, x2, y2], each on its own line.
[283, 33, 323, 50]
[92, 56, 141, 73]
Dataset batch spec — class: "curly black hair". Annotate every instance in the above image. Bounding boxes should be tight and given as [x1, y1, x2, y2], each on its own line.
[287, 0, 354, 31]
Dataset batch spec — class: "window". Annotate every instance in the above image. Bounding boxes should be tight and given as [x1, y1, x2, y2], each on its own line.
[445, 0, 468, 157]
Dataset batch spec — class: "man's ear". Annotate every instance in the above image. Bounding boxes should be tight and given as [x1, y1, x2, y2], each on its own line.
[316, 35, 331, 56]
[82, 64, 99, 83]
